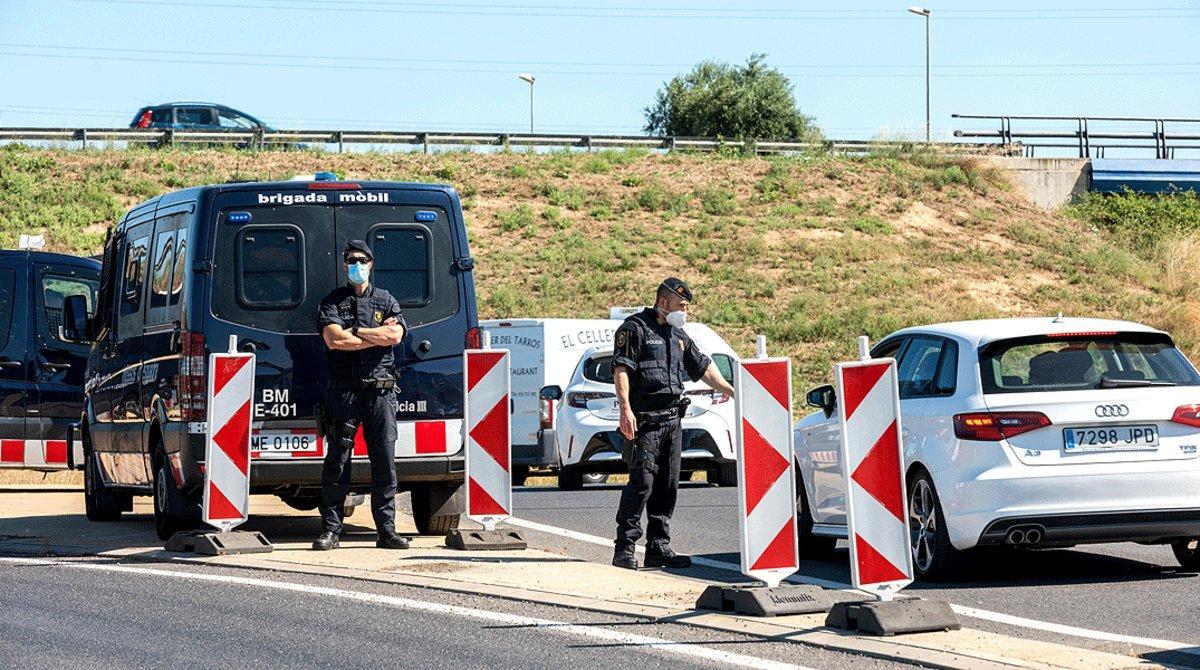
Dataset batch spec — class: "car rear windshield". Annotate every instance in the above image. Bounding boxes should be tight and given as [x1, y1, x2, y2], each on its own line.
[979, 332, 1200, 394]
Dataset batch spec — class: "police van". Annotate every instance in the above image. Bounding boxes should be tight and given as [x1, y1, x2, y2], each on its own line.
[61, 174, 479, 539]
[0, 250, 99, 470]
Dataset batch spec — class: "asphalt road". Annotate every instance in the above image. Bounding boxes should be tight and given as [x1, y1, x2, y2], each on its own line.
[512, 481, 1200, 665]
[0, 557, 909, 670]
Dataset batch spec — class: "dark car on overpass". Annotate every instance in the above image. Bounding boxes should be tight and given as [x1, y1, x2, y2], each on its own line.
[131, 103, 272, 132]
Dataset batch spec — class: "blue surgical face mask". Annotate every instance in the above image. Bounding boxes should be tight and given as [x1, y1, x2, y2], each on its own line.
[347, 262, 370, 285]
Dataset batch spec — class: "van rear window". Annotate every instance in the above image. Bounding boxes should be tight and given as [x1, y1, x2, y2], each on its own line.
[237, 226, 304, 308]
[979, 333, 1200, 394]
[371, 226, 430, 306]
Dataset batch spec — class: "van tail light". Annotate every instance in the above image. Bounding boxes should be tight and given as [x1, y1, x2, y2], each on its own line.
[539, 397, 555, 430]
[953, 412, 1051, 441]
[568, 391, 615, 409]
[135, 110, 152, 128]
[464, 327, 482, 350]
[179, 331, 207, 421]
[1171, 405, 1200, 428]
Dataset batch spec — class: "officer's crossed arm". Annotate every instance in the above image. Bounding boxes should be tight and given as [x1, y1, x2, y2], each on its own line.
[355, 318, 405, 347]
[321, 323, 372, 351]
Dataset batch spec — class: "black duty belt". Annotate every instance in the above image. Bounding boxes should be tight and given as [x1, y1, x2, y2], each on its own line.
[328, 378, 396, 390]
[635, 397, 690, 425]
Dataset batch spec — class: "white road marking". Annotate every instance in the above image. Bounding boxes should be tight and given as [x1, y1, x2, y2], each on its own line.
[0, 556, 815, 670]
[507, 516, 1200, 656]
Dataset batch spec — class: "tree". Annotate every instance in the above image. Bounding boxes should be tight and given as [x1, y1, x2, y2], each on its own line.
[643, 54, 821, 141]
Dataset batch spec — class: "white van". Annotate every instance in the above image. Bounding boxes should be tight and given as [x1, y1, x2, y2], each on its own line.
[480, 318, 621, 482]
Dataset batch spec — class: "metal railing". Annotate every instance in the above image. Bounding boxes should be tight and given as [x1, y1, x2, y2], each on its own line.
[953, 114, 1200, 159]
[0, 127, 1017, 156]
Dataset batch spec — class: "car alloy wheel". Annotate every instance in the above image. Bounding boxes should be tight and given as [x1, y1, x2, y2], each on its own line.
[909, 477, 938, 574]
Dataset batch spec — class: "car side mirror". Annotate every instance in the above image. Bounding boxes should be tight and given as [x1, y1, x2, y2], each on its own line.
[806, 384, 836, 417]
[539, 385, 563, 401]
[61, 294, 92, 343]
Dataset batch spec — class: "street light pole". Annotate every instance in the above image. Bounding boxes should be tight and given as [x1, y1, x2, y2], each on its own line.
[517, 73, 535, 134]
[908, 6, 931, 143]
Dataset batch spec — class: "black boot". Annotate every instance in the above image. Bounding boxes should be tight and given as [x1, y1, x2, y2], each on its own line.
[612, 546, 638, 570]
[312, 531, 340, 551]
[644, 546, 691, 568]
[377, 533, 411, 550]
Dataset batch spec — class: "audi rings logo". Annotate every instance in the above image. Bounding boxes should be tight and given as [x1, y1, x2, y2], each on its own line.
[1095, 404, 1130, 418]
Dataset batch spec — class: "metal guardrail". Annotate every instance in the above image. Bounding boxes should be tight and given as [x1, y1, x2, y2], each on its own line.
[953, 114, 1200, 159]
[0, 127, 1017, 156]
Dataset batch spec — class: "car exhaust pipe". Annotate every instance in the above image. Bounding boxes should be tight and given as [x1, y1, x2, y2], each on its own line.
[1025, 527, 1043, 545]
[1005, 528, 1026, 545]
[1005, 525, 1045, 546]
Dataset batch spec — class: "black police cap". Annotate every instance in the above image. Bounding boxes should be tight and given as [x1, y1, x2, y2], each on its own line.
[344, 239, 373, 262]
[659, 277, 693, 302]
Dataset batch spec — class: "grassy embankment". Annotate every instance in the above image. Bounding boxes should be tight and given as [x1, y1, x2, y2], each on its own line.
[2, 144, 1198, 398]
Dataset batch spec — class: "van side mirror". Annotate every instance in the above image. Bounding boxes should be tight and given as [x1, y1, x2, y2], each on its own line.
[539, 385, 563, 401]
[61, 294, 91, 343]
[806, 384, 836, 417]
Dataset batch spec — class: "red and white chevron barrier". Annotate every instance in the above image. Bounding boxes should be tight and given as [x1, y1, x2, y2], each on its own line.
[735, 356, 799, 588]
[835, 355, 913, 599]
[464, 347, 511, 531]
[203, 351, 255, 532]
[0, 439, 68, 469]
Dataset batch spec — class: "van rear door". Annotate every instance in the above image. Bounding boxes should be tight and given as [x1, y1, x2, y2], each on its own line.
[0, 257, 30, 468]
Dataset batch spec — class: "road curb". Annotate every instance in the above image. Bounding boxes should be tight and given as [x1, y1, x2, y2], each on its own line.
[0, 538, 1159, 670]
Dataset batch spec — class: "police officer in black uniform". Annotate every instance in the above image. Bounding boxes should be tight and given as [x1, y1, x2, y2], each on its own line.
[312, 240, 410, 551]
[612, 278, 736, 570]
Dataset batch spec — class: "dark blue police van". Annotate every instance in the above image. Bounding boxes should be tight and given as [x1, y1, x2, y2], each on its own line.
[62, 174, 479, 539]
[0, 250, 99, 470]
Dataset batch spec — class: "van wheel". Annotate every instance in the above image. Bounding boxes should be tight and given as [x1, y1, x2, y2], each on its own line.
[909, 470, 968, 581]
[558, 465, 584, 491]
[1173, 539, 1200, 570]
[512, 465, 530, 487]
[795, 470, 836, 560]
[84, 448, 125, 522]
[708, 462, 738, 487]
[152, 457, 194, 541]
[411, 485, 461, 536]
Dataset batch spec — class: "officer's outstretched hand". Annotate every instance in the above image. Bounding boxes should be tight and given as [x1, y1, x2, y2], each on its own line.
[619, 407, 637, 441]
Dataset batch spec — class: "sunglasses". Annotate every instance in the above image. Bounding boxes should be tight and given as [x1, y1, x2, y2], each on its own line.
[344, 256, 371, 264]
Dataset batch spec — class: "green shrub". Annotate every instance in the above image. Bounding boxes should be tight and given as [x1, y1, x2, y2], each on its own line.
[1065, 189, 1200, 251]
[498, 204, 536, 232]
[697, 186, 737, 215]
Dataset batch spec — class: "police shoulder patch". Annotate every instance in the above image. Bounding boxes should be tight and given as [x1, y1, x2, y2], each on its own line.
[616, 330, 627, 347]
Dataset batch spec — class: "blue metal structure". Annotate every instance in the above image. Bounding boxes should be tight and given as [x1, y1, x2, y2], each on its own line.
[1091, 159, 1200, 194]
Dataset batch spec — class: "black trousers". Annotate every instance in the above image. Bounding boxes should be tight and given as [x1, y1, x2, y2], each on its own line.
[615, 417, 682, 553]
[319, 387, 398, 535]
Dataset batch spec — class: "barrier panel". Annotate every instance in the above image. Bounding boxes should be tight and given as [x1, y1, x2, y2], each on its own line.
[448, 338, 526, 550]
[824, 337, 959, 635]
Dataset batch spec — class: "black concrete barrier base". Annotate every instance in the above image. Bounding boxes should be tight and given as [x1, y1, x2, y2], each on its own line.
[445, 527, 527, 551]
[825, 597, 960, 636]
[696, 584, 832, 617]
[164, 530, 274, 556]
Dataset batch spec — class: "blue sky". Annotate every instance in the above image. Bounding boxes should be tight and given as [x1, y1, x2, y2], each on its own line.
[1, 0, 1197, 140]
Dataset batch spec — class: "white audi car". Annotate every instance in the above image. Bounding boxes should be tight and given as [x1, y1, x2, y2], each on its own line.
[794, 317, 1200, 579]
[540, 323, 739, 490]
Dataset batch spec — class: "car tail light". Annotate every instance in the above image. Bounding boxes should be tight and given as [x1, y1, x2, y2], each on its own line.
[953, 412, 1051, 441]
[464, 327, 482, 350]
[1171, 405, 1200, 428]
[135, 110, 152, 128]
[567, 391, 614, 409]
[686, 389, 730, 404]
[179, 331, 207, 421]
[539, 397, 555, 430]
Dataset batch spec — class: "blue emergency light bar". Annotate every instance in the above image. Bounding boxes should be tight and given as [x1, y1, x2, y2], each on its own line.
[415, 210, 438, 222]
[228, 211, 252, 223]
[314, 171, 338, 181]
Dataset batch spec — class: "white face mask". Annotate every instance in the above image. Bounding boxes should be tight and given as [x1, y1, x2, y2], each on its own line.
[659, 307, 687, 328]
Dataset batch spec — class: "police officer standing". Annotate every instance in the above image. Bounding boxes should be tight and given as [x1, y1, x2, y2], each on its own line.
[612, 278, 736, 570]
[312, 240, 410, 551]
